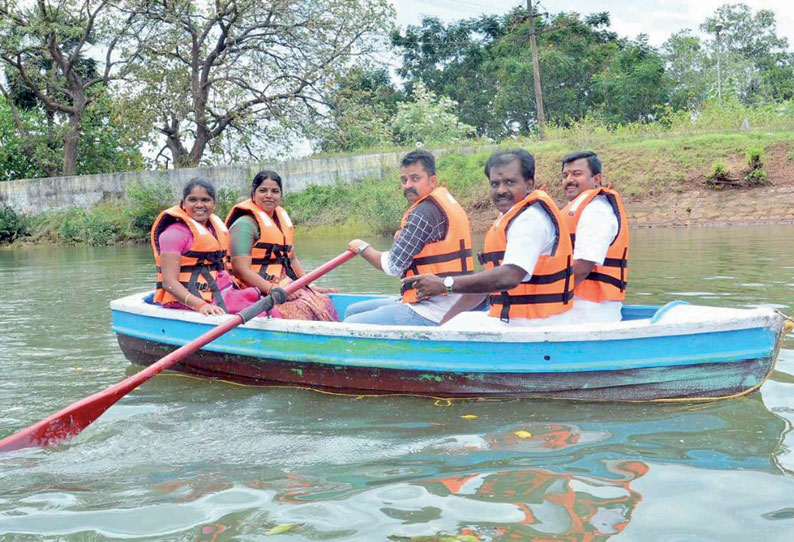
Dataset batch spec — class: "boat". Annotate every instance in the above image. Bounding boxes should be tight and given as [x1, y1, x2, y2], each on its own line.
[110, 292, 792, 401]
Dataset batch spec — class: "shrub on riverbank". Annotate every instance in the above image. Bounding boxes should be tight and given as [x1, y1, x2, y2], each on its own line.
[0, 204, 26, 243]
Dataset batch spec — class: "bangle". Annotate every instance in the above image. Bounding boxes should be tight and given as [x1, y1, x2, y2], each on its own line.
[184, 292, 192, 305]
[357, 242, 370, 255]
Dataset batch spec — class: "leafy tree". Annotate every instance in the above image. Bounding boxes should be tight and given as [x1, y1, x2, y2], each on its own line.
[392, 15, 503, 137]
[701, 3, 794, 104]
[126, 0, 394, 168]
[391, 82, 475, 146]
[0, 92, 55, 179]
[594, 35, 668, 123]
[662, 30, 711, 110]
[0, 87, 143, 180]
[316, 67, 401, 153]
[0, 0, 151, 176]
[391, 10, 664, 137]
[490, 11, 622, 132]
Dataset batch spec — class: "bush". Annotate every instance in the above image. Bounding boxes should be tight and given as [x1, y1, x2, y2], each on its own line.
[58, 204, 126, 245]
[746, 147, 764, 169]
[745, 168, 768, 185]
[126, 180, 176, 237]
[215, 186, 242, 220]
[0, 204, 26, 243]
[708, 161, 729, 180]
[391, 82, 475, 146]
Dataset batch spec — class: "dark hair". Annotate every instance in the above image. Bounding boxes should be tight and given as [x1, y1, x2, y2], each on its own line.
[401, 150, 436, 176]
[484, 149, 535, 181]
[181, 177, 217, 202]
[561, 151, 602, 175]
[251, 170, 283, 198]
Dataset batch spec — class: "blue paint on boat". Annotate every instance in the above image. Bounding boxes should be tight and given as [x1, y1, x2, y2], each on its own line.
[110, 292, 790, 400]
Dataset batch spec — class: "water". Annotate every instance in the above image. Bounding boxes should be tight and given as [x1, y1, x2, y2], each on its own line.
[1, 225, 793, 541]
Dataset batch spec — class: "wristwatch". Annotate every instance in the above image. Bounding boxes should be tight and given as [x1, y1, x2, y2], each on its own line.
[443, 276, 455, 295]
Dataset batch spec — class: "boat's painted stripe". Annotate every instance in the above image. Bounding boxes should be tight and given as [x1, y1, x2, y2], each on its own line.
[111, 308, 777, 374]
[109, 292, 785, 344]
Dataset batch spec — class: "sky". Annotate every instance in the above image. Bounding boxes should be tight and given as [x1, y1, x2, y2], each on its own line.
[390, 0, 794, 49]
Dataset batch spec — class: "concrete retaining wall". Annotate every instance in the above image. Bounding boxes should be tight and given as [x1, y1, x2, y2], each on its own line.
[0, 150, 425, 215]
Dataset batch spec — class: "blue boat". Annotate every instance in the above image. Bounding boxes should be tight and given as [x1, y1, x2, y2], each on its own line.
[110, 293, 792, 401]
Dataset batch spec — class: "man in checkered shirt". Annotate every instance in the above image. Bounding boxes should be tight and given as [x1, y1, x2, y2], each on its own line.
[345, 150, 472, 325]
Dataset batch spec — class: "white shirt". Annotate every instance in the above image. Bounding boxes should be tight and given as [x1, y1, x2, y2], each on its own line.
[443, 203, 573, 329]
[572, 195, 618, 265]
[501, 204, 556, 281]
[570, 194, 622, 323]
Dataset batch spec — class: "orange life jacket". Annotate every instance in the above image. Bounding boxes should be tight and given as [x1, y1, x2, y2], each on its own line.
[561, 186, 629, 302]
[225, 199, 297, 282]
[399, 186, 474, 303]
[479, 190, 574, 321]
[151, 205, 230, 309]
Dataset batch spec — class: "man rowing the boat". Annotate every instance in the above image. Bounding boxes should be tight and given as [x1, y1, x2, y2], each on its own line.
[560, 151, 629, 323]
[344, 149, 474, 325]
[404, 149, 575, 328]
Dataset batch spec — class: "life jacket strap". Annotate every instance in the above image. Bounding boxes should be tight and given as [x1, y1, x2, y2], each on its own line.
[399, 271, 469, 294]
[478, 250, 504, 266]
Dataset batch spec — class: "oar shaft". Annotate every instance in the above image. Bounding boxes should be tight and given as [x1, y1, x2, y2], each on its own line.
[0, 250, 356, 452]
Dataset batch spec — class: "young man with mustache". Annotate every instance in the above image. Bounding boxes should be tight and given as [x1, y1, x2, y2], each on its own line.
[560, 151, 628, 323]
[345, 150, 474, 325]
[404, 149, 575, 328]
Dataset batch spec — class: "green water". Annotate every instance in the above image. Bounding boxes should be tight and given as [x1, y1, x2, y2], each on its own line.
[1, 224, 793, 541]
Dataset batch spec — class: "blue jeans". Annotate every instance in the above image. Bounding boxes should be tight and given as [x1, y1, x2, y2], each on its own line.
[343, 297, 437, 326]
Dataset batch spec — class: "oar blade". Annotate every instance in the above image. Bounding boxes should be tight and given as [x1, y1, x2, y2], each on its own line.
[0, 387, 125, 451]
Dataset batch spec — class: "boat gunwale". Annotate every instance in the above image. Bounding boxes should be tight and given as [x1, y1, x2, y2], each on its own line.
[110, 291, 787, 344]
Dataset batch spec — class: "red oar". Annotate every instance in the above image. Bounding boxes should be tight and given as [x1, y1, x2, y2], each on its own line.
[0, 249, 356, 452]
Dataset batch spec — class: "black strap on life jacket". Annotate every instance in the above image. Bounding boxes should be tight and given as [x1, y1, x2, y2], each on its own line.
[493, 255, 573, 323]
[584, 247, 628, 291]
[155, 249, 228, 311]
[477, 250, 504, 266]
[401, 239, 472, 295]
[251, 242, 297, 281]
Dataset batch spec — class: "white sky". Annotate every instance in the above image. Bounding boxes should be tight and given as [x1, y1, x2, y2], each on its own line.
[390, 0, 794, 50]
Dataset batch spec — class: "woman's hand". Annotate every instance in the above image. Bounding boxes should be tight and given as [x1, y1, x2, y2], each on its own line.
[199, 303, 226, 316]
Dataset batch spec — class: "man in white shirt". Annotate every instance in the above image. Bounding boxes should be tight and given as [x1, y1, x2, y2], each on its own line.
[560, 151, 628, 323]
[403, 149, 575, 328]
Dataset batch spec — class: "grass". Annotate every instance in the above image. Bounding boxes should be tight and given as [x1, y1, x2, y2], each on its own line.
[4, 110, 794, 245]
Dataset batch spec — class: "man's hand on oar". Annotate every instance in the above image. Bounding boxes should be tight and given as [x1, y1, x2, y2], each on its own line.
[0, 250, 356, 453]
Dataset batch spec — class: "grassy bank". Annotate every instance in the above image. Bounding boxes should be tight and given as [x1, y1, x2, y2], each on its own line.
[2, 127, 794, 246]
[290, 129, 794, 236]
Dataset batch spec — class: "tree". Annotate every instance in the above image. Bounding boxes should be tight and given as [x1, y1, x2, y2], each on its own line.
[392, 14, 507, 138]
[595, 35, 668, 123]
[391, 10, 646, 137]
[0, 88, 144, 180]
[127, 0, 394, 168]
[391, 82, 474, 146]
[662, 30, 710, 110]
[0, 0, 151, 176]
[701, 3, 794, 104]
[315, 67, 401, 153]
